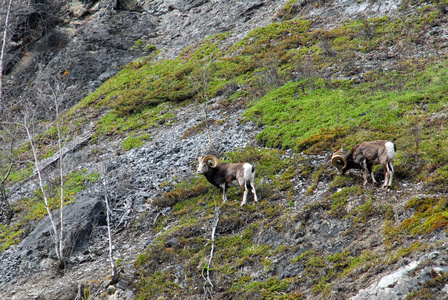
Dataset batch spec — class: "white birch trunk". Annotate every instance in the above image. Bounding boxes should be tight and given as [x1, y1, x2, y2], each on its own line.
[24, 116, 62, 261]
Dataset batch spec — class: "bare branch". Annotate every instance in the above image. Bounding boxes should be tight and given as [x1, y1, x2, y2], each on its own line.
[23, 113, 62, 261]
[53, 80, 65, 265]
[202, 206, 220, 299]
[102, 174, 118, 285]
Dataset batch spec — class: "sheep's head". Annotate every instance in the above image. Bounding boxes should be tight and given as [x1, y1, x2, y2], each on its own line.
[331, 149, 347, 174]
[197, 155, 219, 174]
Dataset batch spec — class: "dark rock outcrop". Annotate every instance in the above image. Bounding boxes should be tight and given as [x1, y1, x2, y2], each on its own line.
[18, 195, 106, 264]
[2, 0, 285, 116]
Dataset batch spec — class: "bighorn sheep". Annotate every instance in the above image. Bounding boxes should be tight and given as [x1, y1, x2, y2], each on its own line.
[196, 155, 258, 206]
[331, 140, 397, 188]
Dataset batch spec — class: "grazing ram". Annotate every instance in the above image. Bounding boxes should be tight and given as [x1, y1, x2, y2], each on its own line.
[196, 155, 258, 206]
[331, 140, 397, 188]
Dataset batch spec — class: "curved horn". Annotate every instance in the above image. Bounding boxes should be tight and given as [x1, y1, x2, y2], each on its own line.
[202, 155, 219, 167]
[331, 151, 347, 169]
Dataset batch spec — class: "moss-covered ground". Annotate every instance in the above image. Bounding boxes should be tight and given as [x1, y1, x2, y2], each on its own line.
[129, 2, 448, 298]
[134, 146, 447, 299]
[1, 0, 448, 298]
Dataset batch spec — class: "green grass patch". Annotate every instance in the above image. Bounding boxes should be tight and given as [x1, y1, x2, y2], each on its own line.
[95, 102, 175, 137]
[405, 270, 448, 299]
[327, 186, 364, 218]
[385, 196, 448, 247]
[121, 133, 150, 151]
[0, 224, 23, 252]
[245, 61, 448, 153]
[403, 196, 448, 235]
[135, 271, 182, 300]
[8, 164, 34, 183]
[290, 248, 381, 294]
[231, 277, 297, 299]
[275, 0, 301, 21]
[27, 169, 100, 220]
[0, 169, 100, 252]
[349, 199, 395, 225]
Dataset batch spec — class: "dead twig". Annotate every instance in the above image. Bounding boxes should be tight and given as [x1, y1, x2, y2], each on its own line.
[202, 206, 220, 299]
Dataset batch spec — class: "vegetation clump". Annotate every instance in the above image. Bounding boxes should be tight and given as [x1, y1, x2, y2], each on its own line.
[127, 6, 448, 298]
[385, 196, 448, 241]
[0, 169, 99, 251]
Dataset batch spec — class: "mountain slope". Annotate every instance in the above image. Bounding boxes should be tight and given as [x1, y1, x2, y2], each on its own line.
[1, 0, 448, 299]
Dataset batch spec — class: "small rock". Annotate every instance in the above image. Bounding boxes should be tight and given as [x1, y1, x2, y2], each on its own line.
[107, 285, 117, 295]
[125, 290, 135, 300]
[116, 280, 128, 290]
[165, 237, 180, 248]
[429, 251, 439, 260]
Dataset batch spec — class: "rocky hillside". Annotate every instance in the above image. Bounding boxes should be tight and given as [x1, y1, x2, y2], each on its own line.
[1, 0, 286, 112]
[1, 0, 448, 299]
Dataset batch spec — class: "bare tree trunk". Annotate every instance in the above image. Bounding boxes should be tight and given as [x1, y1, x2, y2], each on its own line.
[0, 0, 13, 115]
[103, 176, 118, 285]
[202, 206, 220, 299]
[52, 83, 65, 266]
[74, 283, 83, 300]
[1, 79, 66, 265]
[23, 115, 62, 261]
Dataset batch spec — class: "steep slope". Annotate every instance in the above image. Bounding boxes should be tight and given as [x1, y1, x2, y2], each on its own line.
[1, 0, 448, 299]
[2, 0, 287, 113]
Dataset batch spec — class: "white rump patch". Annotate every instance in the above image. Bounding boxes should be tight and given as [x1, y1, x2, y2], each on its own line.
[385, 141, 396, 160]
[243, 163, 254, 181]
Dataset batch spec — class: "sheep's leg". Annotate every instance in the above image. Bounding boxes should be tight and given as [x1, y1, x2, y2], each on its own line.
[241, 184, 248, 206]
[381, 163, 390, 188]
[383, 174, 389, 188]
[220, 184, 228, 202]
[246, 181, 258, 205]
[361, 160, 368, 185]
[383, 162, 394, 188]
[251, 181, 258, 204]
[361, 172, 367, 185]
[388, 162, 394, 187]
[367, 163, 376, 185]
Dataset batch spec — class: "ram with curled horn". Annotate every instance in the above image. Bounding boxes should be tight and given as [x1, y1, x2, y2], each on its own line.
[331, 140, 397, 188]
[196, 155, 258, 206]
